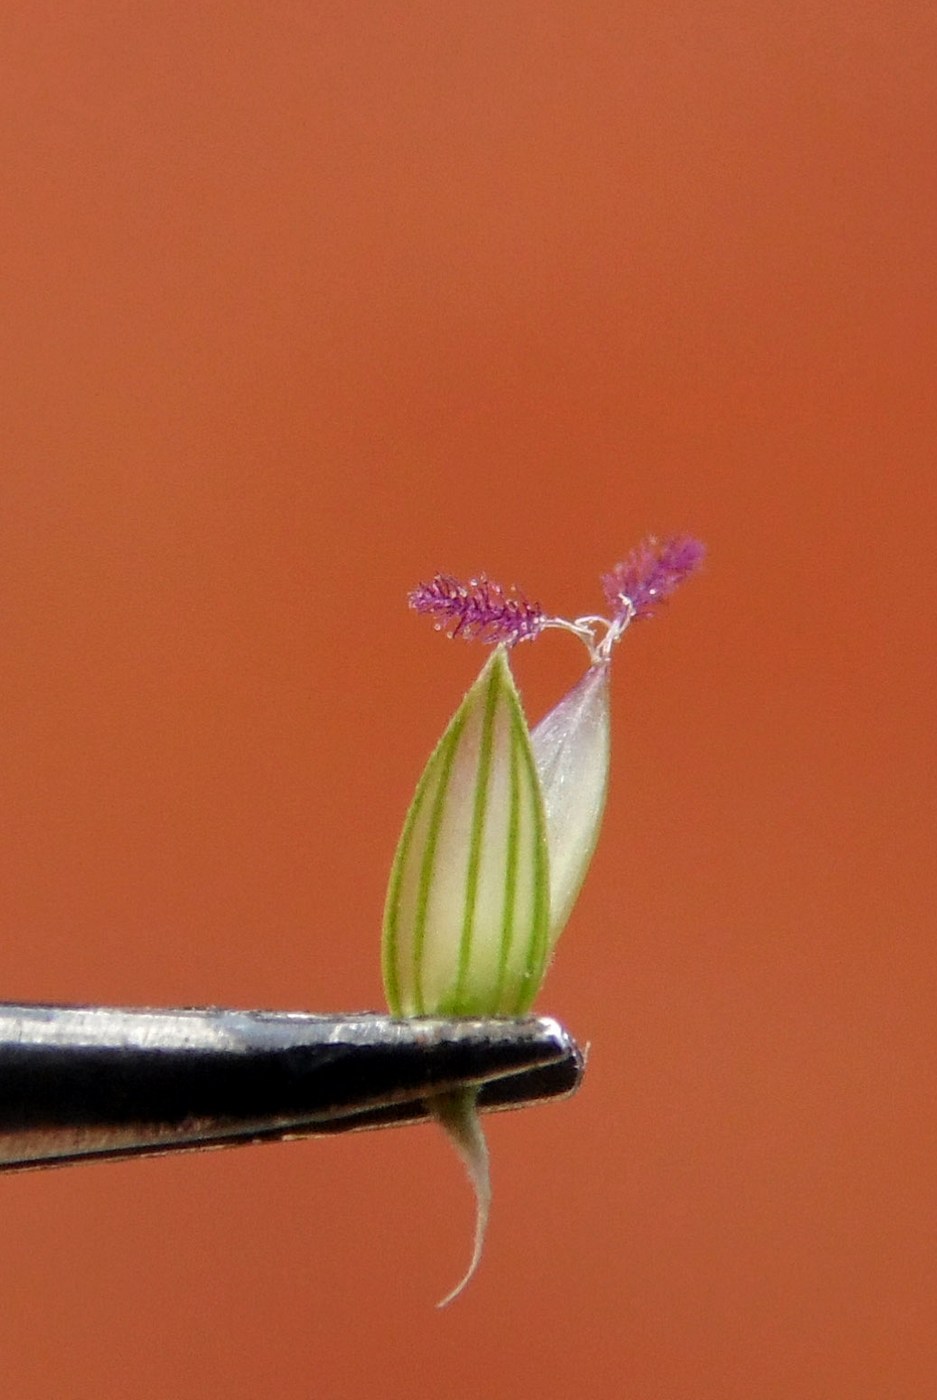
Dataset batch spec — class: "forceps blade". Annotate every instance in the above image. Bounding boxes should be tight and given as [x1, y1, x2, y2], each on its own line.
[0, 1003, 585, 1172]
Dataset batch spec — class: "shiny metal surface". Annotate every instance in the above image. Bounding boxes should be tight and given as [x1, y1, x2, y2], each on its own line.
[0, 1003, 584, 1171]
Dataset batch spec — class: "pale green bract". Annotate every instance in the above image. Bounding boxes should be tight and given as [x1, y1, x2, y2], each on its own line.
[532, 659, 611, 952]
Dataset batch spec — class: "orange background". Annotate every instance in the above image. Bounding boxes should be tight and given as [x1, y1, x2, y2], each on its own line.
[2, 4, 935, 1397]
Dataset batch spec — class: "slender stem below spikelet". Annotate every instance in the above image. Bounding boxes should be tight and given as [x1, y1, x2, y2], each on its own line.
[428, 1087, 491, 1308]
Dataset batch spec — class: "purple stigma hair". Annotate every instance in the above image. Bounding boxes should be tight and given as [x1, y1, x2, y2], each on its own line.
[600, 535, 706, 621]
[409, 535, 705, 653]
[408, 574, 546, 646]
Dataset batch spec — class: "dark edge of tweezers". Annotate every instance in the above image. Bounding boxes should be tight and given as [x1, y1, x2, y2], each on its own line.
[0, 1003, 585, 1172]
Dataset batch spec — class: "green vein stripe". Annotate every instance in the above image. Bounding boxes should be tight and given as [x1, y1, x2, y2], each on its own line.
[493, 705, 520, 1011]
[384, 739, 443, 1016]
[412, 713, 466, 1014]
[452, 661, 500, 1012]
[381, 757, 432, 1015]
[512, 708, 549, 1013]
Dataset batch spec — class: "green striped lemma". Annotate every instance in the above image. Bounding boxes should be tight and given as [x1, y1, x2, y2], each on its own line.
[383, 645, 551, 1019]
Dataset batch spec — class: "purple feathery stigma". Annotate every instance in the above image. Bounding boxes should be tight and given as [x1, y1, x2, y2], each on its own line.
[408, 573, 546, 645]
[601, 535, 706, 621]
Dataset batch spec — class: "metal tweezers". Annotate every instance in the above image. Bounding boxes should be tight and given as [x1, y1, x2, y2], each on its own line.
[0, 1002, 584, 1173]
